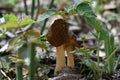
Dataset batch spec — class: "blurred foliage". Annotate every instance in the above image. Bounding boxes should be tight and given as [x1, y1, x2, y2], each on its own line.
[93, 0, 111, 14]
[106, 13, 118, 21]
[0, 14, 34, 29]
[0, 0, 19, 6]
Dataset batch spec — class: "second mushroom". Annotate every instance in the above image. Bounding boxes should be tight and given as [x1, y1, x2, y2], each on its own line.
[46, 19, 80, 74]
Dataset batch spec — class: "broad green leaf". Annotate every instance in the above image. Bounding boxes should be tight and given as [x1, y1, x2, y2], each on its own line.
[8, 14, 17, 21]
[0, 21, 18, 29]
[74, 0, 90, 6]
[25, 29, 47, 49]
[33, 38, 47, 50]
[64, 5, 77, 14]
[76, 3, 96, 18]
[25, 29, 40, 37]
[86, 17, 102, 32]
[3, 14, 17, 21]
[64, 0, 90, 14]
[86, 17, 109, 40]
[19, 16, 34, 27]
[82, 6, 108, 39]
[0, 14, 34, 29]
[36, 9, 57, 23]
[100, 27, 109, 39]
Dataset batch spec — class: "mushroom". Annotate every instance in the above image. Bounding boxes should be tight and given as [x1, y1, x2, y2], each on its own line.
[46, 19, 79, 74]
[64, 32, 80, 68]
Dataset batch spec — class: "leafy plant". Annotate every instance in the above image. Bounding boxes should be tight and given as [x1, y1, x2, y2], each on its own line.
[0, 13, 46, 80]
[0, 0, 119, 79]
[36, 0, 119, 79]
[0, 14, 34, 29]
[76, 0, 119, 75]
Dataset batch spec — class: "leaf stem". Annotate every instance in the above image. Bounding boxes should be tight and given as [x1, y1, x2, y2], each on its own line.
[41, 0, 54, 34]
[48, 0, 54, 9]
[23, 0, 29, 15]
[31, 0, 35, 19]
[35, 0, 40, 20]
[28, 42, 36, 80]
[16, 63, 23, 80]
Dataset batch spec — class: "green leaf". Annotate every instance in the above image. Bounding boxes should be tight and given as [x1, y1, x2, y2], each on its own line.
[25, 29, 40, 37]
[114, 56, 120, 72]
[100, 27, 109, 40]
[64, 0, 90, 14]
[25, 29, 47, 49]
[8, 14, 17, 21]
[0, 21, 18, 29]
[19, 16, 34, 27]
[86, 17, 109, 40]
[33, 37, 47, 50]
[3, 14, 17, 21]
[64, 5, 77, 14]
[106, 13, 118, 21]
[85, 17, 102, 31]
[0, 14, 34, 29]
[76, 2, 96, 18]
[36, 9, 57, 23]
[74, 0, 90, 6]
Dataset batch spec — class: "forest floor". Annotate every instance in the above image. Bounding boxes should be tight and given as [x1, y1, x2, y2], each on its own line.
[0, 0, 120, 80]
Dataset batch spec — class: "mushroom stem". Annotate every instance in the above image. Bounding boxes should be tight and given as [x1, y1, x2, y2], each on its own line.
[55, 45, 65, 73]
[66, 46, 74, 68]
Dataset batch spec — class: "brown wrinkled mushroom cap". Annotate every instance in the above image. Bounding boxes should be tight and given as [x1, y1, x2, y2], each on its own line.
[47, 19, 69, 47]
